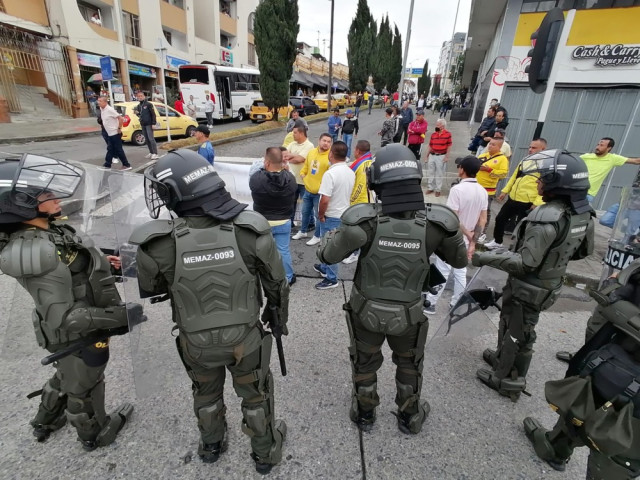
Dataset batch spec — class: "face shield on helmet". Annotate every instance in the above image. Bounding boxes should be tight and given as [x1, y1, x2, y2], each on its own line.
[520, 149, 561, 184]
[0, 154, 83, 223]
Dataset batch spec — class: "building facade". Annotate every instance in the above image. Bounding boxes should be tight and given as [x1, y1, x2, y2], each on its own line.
[436, 31, 466, 95]
[0, 0, 259, 118]
[463, 0, 640, 208]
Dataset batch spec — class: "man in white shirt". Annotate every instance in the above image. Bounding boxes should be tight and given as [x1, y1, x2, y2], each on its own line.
[283, 125, 315, 226]
[97, 96, 132, 170]
[204, 94, 215, 128]
[426, 155, 487, 312]
[313, 141, 355, 289]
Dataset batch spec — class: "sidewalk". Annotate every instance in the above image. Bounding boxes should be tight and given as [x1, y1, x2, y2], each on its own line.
[0, 117, 101, 144]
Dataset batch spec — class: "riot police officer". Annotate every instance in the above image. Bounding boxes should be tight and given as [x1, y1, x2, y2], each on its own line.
[129, 150, 288, 474]
[0, 155, 135, 450]
[473, 150, 595, 400]
[317, 144, 467, 433]
[523, 258, 640, 479]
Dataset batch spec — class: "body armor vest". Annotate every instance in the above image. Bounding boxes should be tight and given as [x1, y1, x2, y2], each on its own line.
[170, 219, 258, 333]
[516, 208, 591, 288]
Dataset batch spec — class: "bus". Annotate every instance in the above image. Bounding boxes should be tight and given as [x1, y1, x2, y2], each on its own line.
[178, 64, 261, 122]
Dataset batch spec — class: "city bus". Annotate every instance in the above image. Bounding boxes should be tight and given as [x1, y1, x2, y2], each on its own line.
[178, 64, 261, 122]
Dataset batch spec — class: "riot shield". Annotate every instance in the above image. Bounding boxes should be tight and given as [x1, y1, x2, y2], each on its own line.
[2, 163, 119, 361]
[600, 185, 640, 286]
[110, 169, 239, 398]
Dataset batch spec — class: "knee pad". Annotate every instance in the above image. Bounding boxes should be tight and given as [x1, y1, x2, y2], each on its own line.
[350, 383, 379, 420]
[396, 381, 420, 413]
[241, 405, 269, 438]
[197, 398, 226, 433]
[40, 381, 66, 411]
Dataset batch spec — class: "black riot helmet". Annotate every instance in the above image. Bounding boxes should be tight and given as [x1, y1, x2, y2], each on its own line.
[0, 154, 83, 224]
[366, 144, 424, 214]
[143, 149, 246, 220]
[521, 149, 591, 214]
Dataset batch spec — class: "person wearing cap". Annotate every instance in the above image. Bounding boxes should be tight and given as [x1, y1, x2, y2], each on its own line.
[194, 125, 215, 165]
[425, 155, 488, 314]
[406, 109, 428, 160]
[327, 108, 342, 143]
[341, 109, 359, 158]
[400, 101, 414, 146]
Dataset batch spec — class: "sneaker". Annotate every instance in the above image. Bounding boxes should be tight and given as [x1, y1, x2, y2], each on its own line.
[484, 240, 503, 249]
[477, 234, 487, 244]
[288, 275, 297, 287]
[151, 154, 159, 160]
[315, 278, 338, 290]
[121, 166, 132, 171]
[145, 153, 153, 159]
[306, 236, 321, 246]
[313, 264, 327, 277]
[423, 304, 436, 315]
[291, 231, 308, 240]
[342, 252, 359, 264]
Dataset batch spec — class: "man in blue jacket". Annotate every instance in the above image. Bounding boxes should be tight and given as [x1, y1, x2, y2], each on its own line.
[327, 108, 342, 143]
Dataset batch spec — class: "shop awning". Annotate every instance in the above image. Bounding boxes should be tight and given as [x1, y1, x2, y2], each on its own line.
[290, 71, 311, 87]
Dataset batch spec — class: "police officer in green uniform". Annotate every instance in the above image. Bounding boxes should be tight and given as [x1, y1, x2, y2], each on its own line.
[129, 150, 288, 474]
[523, 258, 640, 479]
[473, 150, 595, 400]
[0, 155, 135, 450]
[317, 144, 467, 433]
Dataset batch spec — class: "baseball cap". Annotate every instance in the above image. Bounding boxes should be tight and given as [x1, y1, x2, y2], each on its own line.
[195, 125, 210, 136]
[456, 155, 481, 176]
[346, 109, 353, 115]
[416, 109, 425, 115]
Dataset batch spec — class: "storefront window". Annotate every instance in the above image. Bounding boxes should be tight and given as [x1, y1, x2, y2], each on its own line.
[123, 11, 140, 47]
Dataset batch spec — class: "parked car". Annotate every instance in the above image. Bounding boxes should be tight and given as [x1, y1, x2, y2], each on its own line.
[289, 96, 320, 116]
[332, 93, 349, 108]
[313, 94, 339, 111]
[114, 101, 198, 146]
[249, 99, 294, 123]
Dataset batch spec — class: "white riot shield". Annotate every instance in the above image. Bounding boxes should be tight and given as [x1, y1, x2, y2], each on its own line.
[600, 185, 640, 286]
[2, 163, 119, 361]
[109, 169, 239, 398]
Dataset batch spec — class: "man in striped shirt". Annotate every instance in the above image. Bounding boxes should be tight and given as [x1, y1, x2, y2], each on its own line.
[424, 118, 453, 197]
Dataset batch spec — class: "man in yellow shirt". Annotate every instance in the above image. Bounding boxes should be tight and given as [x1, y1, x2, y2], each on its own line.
[580, 137, 640, 203]
[476, 137, 509, 241]
[342, 139, 374, 265]
[484, 138, 547, 250]
[292, 133, 332, 246]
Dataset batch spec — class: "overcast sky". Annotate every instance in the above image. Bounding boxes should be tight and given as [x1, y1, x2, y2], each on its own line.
[296, 0, 473, 74]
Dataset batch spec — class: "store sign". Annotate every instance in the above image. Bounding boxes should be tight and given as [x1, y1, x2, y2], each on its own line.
[129, 62, 157, 78]
[221, 49, 233, 66]
[571, 44, 640, 67]
[166, 55, 189, 71]
[100, 56, 113, 81]
[77, 53, 117, 71]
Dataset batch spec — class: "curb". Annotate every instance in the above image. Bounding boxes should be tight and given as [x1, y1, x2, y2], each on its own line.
[0, 130, 101, 145]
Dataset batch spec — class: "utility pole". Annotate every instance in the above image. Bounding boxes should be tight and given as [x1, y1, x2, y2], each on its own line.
[398, 0, 415, 98]
[327, 0, 334, 99]
[154, 37, 171, 141]
[445, 0, 461, 95]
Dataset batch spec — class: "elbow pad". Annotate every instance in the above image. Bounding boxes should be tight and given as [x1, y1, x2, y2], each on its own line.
[473, 250, 525, 276]
[64, 304, 128, 334]
[318, 223, 367, 265]
[436, 230, 468, 269]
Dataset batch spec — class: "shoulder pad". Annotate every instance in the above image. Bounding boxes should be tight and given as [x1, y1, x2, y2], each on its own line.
[233, 210, 271, 235]
[129, 220, 174, 245]
[342, 203, 378, 226]
[0, 230, 58, 277]
[527, 203, 565, 223]
[425, 203, 460, 233]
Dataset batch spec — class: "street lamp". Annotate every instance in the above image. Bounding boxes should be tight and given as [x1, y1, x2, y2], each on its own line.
[154, 37, 171, 141]
[327, 0, 334, 100]
[398, 0, 415, 98]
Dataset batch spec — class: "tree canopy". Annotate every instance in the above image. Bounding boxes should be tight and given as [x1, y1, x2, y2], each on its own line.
[417, 59, 431, 97]
[347, 0, 376, 92]
[254, 0, 299, 120]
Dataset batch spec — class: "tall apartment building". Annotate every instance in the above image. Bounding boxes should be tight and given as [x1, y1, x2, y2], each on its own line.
[0, 0, 259, 118]
[436, 31, 466, 95]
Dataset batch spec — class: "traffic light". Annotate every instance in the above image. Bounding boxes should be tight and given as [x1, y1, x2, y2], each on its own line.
[525, 8, 564, 94]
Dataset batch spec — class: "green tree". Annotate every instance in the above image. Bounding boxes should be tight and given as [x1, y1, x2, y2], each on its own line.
[432, 74, 441, 97]
[417, 59, 431, 97]
[347, 0, 376, 92]
[390, 25, 402, 94]
[367, 15, 378, 90]
[254, 0, 299, 120]
[373, 15, 392, 93]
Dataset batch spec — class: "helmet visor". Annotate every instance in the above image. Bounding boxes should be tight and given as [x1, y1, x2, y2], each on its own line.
[520, 149, 559, 183]
[143, 166, 170, 219]
[12, 154, 83, 208]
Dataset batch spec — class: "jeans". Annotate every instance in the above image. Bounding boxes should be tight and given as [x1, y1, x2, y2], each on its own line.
[408, 143, 422, 160]
[301, 190, 320, 237]
[342, 133, 353, 158]
[493, 198, 532, 243]
[105, 134, 130, 168]
[319, 216, 342, 282]
[291, 183, 306, 223]
[330, 133, 339, 143]
[271, 221, 294, 282]
[483, 195, 495, 234]
[401, 124, 410, 145]
[142, 124, 158, 155]
[426, 154, 446, 192]
[586, 194, 595, 204]
[205, 111, 213, 125]
[426, 255, 467, 308]
[368, 99, 373, 114]
[355, 106, 360, 116]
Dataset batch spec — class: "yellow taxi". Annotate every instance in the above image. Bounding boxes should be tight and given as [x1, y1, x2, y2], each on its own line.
[249, 99, 294, 123]
[313, 94, 339, 111]
[114, 101, 198, 146]
[333, 93, 349, 108]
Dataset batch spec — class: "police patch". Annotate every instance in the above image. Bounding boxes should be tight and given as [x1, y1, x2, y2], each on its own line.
[379, 160, 418, 172]
[182, 248, 235, 265]
[182, 165, 215, 185]
[378, 237, 422, 251]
